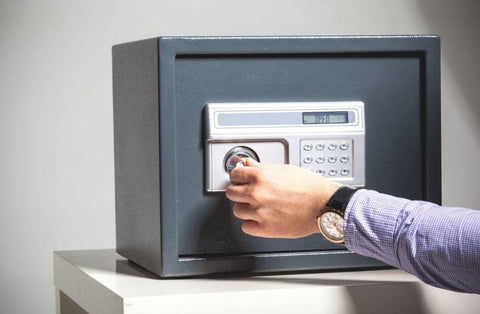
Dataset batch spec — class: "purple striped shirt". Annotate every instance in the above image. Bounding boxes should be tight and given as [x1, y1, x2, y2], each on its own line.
[344, 189, 480, 293]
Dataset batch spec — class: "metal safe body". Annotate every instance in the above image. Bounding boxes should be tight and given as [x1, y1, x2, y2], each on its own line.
[113, 36, 441, 277]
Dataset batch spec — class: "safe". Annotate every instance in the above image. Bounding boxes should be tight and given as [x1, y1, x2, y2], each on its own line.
[113, 36, 441, 277]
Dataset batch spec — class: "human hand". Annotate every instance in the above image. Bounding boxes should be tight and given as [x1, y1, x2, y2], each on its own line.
[226, 158, 342, 238]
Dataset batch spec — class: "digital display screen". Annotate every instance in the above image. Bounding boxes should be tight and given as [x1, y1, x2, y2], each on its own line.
[303, 111, 348, 124]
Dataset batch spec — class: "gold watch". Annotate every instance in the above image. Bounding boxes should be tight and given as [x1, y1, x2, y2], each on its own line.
[316, 185, 358, 244]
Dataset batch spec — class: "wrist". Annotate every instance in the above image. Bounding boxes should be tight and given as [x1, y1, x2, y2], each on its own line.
[309, 179, 342, 234]
[317, 182, 344, 210]
[315, 184, 359, 244]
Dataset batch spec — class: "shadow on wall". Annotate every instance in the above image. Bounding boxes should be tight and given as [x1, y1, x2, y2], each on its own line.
[415, 1, 480, 126]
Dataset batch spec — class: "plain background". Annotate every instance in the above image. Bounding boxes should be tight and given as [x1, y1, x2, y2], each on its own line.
[1, 0, 479, 313]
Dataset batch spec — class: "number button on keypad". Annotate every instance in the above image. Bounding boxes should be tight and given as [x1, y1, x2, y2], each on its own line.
[303, 144, 313, 151]
[328, 156, 337, 163]
[303, 156, 313, 164]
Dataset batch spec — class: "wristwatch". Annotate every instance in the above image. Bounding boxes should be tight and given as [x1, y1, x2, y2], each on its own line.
[316, 185, 358, 244]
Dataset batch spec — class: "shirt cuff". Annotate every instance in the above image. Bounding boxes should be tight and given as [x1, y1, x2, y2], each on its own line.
[343, 189, 410, 268]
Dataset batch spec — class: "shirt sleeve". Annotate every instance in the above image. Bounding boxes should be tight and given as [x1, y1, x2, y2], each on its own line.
[344, 189, 480, 293]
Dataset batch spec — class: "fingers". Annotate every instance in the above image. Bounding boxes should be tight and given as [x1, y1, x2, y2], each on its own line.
[245, 158, 260, 167]
[225, 184, 251, 203]
[229, 166, 256, 184]
[227, 158, 266, 237]
[231, 201, 263, 237]
[232, 202, 258, 221]
[241, 220, 263, 237]
[229, 158, 261, 184]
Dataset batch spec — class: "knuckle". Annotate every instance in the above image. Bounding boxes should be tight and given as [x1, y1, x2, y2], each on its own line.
[256, 207, 268, 220]
[249, 167, 262, 181]
[248, 188, 262, 203]
[253, 168, 266, 183]
[230, 168, 241, 180]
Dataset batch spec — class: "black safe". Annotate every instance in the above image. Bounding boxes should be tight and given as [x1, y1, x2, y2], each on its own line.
[112, 36, 441, 277]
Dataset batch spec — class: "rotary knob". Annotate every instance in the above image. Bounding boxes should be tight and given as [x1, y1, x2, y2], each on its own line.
[224, 146, 259, 173]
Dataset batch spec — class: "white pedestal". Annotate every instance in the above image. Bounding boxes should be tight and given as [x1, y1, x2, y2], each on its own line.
[53, 249, 480, 314]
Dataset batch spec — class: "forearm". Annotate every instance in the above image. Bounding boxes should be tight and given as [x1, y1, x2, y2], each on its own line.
[344, 189, 480, 293]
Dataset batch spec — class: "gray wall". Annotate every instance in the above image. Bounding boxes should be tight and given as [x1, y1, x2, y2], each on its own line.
[0, 0, 479, 313]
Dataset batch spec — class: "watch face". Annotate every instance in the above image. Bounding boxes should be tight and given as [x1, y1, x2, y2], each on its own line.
[319, 211, 344, 243]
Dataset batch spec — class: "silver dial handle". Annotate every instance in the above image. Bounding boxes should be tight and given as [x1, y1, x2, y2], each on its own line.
[224, 146, 259, 173]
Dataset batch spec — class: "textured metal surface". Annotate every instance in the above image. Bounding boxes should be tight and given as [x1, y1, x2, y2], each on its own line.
[112, 38, 163, 275]
[113, 36, 441, 277]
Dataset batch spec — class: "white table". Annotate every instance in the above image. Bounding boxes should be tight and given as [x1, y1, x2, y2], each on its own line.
[53, 249, 480, 314]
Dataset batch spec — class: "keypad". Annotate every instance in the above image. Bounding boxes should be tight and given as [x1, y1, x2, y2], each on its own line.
[300, 139, 353, 179]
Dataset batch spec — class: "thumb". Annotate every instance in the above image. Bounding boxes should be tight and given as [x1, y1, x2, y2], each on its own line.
[245, 158, 260, 167]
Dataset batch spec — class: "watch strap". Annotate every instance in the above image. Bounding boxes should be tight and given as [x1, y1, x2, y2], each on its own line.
[326, 185, 359, 212]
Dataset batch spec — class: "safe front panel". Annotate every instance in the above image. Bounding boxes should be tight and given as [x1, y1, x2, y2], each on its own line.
[113, 36, 440, 277]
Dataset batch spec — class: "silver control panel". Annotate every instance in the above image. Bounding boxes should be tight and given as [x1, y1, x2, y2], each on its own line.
[205, 102, 366, 192]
